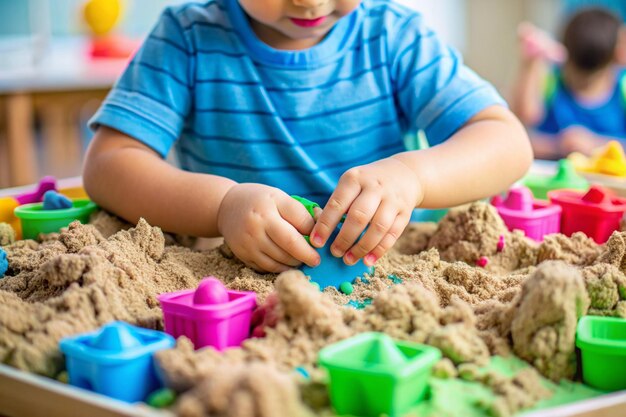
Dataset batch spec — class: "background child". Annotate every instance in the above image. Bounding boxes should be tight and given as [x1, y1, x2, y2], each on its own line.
[83, 0, 532, 273]
[511, 8, 626, 160]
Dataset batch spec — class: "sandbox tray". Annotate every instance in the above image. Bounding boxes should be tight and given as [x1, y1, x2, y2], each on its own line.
[1, 363, 625, 417]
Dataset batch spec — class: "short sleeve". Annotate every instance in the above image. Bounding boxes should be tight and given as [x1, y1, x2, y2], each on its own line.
[89, 7, 194, 157]
[390, 15, 506, 147]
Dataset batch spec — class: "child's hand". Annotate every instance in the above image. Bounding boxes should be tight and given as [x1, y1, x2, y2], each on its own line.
[518, 22, 566, 63]
[310, 157, 423, 267]
[217, 184, 321, 273]
[560, 126, 607, 156]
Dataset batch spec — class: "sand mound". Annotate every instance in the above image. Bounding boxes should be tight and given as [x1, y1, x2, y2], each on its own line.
[509, 262, 589, 381]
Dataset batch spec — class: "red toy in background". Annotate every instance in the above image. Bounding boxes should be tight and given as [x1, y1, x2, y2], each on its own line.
[549, 185, 626, 244]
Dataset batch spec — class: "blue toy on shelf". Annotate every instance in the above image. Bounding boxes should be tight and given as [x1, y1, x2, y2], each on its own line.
[43, 191, 73, 210]
[293, 196, 374, 292]
[0, 247, 8, 278]
[59, 321, 175, 403]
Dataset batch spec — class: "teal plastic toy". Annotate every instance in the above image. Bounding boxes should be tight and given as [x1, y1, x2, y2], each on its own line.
[576, 316, 626, 391]
[523, 159, 589, 200]
[0, 247, 7, 278]
[14, 199, 98, 240]
[43, 190, 73, 210]
[293, 196, 373, 291]
[318, 332, 441, 417]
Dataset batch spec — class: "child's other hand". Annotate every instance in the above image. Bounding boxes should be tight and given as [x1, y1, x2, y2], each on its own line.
[560, 126, 607, 156]
[518, 22, 566, 63]
[310, 157, 423, 267]
[217, 184, 321, 273]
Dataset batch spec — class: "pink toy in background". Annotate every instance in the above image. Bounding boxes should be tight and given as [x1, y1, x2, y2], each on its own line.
[491, 186, 562, 241]
[158, 277, 257, 351]
[14, 176, 57, 205]
[549, 185, 626, 244]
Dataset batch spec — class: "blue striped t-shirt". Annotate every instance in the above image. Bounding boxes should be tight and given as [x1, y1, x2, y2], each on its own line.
[90, 0, 505, 204]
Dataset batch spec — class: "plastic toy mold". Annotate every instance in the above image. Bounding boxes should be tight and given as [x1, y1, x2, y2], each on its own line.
[291, 196, 374, 291]
[13, 199, 98, 240]
[301, 226, 374, 291]
[523, 159, 589, 200]
[59, 321, 174, 403]
[15, 176, 57, 205]
[576, 316, 626, 391]
[0, 248, 7, 278]
[549, 185, 626, 244]
[158, 277, 257, 350]
[318, 332, 441, 417]
[491, 186, 561, 241]
[570, 141, 626, 177]
[43, 191, 73, 210]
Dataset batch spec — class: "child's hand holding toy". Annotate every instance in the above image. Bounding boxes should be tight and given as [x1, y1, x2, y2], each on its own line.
[310, 157, 423, 268]
[518, 22, 567, 63]
[217, 184, 321, 273]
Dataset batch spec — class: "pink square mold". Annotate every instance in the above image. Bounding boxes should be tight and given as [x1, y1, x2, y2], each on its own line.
[492, 186, 562, 241]
[158, 277, 257, 351]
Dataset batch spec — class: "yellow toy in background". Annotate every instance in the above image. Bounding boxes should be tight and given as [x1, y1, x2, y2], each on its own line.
[82, 0, 139, 59]
[568, 141, 626, 178]
[83, 0, 123, 36]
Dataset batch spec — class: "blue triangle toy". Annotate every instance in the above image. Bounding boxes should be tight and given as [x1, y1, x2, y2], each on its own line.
[293, 196, 373, 292]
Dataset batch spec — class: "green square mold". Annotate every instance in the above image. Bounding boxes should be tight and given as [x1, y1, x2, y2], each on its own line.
[576, 316, 626, 391]
[318, 332, 441, 417]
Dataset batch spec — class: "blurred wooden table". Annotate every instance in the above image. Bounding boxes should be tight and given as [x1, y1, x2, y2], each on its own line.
[0, 38, 128, 188]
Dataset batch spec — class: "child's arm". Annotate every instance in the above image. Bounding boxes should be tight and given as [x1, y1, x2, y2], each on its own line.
[83, 127, 320, 272]
[528, 132, 563, 160]
[310, 105, 533, 266]
[510, 23, 566, 126]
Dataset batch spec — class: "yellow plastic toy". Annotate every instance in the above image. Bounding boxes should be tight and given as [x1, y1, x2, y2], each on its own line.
[568, 141, 626, 178]
[0, 197, 21, 240]
[83, 0, 123, 36]
[82, 0, 138, 59]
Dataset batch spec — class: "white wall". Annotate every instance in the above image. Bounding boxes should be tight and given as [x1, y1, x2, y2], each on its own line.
[463, 0, 562, 90]
[394, 0, 466, 50]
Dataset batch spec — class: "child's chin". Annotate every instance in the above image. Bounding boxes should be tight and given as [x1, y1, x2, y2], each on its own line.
[287, 26, 333, 41]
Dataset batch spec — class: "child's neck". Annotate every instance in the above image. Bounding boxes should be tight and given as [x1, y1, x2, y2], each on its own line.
[562, 64, 616, 101]
[249, 19, 324, 51]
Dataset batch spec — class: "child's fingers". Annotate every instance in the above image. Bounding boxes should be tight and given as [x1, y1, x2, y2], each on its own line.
[266, 220, 320, 268]
[330, 190, 380, 259]
[278, 196, 316, 235]
[247, 252, 291, 274]
[343, 202, 397, 264]
[313, 206, 323, 221]
[260, 235, 303, 267]
[363, 213, 411, 266]
[311, 177, 361, 248]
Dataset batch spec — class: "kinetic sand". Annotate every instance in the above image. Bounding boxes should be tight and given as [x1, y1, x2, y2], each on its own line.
[1, 202, 624, 417]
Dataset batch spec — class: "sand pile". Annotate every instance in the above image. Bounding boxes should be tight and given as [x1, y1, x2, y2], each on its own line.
[0, 202, 624, 417]
[0, 217, 277, 377]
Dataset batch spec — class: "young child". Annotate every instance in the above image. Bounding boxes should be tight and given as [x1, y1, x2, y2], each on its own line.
[83, 0, 532, 273]
[511, 8, 626, 159]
